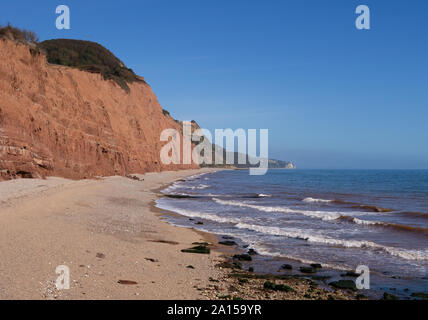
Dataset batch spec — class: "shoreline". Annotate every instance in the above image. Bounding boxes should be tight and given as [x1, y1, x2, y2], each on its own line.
[151, 171, 361, 300]
[0, 168, 365, 300]
[0, 168, 225, 299]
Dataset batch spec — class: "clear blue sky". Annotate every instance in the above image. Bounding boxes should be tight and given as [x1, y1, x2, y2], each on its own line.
[1, 0, 427, 169]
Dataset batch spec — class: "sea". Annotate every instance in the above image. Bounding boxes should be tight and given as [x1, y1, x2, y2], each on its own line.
[156, 169, 428, 299]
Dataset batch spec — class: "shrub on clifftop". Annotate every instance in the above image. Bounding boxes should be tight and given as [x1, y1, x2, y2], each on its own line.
[0, 23, 39, 43]
[39, 39, 145, 92]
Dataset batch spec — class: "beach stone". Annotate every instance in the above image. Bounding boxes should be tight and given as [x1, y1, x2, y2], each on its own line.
[248, 267, 254, 272]
[340, 271, 361, 277]
[281, 264, 293, 270]
[233, 254, 252, 261]
[145, 258, 159, 262]
[263, 281, 294, 292]
[411, 292, 428, 300]
[311, 275, 331, 281]
[383, 292, 398, 300]
[300, 266, 317, 274]
[247, 249, 258, 255]
[96, 253, 105, 259]
[118, 280, 138, 285]
[181, 245, 210, 254]
[218, 241, 237, 246]
[329, 280, 357, 291]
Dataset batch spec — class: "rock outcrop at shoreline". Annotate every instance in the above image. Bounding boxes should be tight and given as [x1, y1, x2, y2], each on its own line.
[0, 38, 198, 180]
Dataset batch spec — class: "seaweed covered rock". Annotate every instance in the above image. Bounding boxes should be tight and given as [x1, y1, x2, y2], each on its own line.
[263, 281, 294, 292]
[181, 245, 210, 254]
[329, 280, 357, 291]
[300, 266, 317, 274]
[233, 254, 252, 261]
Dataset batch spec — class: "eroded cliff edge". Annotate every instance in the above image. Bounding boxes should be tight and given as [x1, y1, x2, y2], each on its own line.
[0, 39, 198, 180]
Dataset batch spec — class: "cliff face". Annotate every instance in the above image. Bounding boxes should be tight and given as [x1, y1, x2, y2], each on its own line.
[0, 39, 198, 180]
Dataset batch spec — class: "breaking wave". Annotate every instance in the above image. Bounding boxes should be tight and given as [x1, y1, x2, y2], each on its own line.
[303, 197, 333, 203]
[157, 200, 428, 261]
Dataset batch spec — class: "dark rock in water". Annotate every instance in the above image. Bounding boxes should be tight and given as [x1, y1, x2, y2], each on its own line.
[300, 266, 317, 274]
[247, 248, 258, 255]
[263, 281, 294, 292]
[189, 218, 195, 221]
[329, 280, 357, 291]
[233, 262, 243, 269]
[242, 244, 249, 248]
[411, 292, 428, 300]
[181, 245, 210, 254]
[248, 267, 254, 272]
[195, 221, 204, 225]
[222, 236, 235, 240]
[219, 262, 242, 269]
[118, 280, 138, 285]
[310, 263, 322, 269]
[340, 271, 361, 277]
[219, 241, 237, 246]
[281, 264, 293, 270]
[165, 194, 196, 199]
[233, 254, 252, 261]
[382, 292, 398, 300]
[311, 275, 331, 281]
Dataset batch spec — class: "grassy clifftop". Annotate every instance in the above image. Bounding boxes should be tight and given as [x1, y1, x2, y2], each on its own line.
[39, 39, 145, 92]
[1, 24, 144, 92]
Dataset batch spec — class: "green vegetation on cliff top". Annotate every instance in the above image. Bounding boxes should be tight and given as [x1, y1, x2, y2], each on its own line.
[1, 24, 144, 92]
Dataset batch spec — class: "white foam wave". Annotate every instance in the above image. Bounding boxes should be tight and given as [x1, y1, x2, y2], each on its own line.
[186, 184, 210, 190]
[252, 244, 349, 270]
[158, 200, 428, 261]
[258, 194, 272, 198]
[234, 223, 428, 261]
[213, 198, 386, 226]
[156, 202, 241, 225]
[213, 198, 342, 221]
[303, 197, 333, 203]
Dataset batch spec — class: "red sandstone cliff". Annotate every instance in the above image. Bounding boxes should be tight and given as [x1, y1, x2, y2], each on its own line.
[0, 39, 198, 180]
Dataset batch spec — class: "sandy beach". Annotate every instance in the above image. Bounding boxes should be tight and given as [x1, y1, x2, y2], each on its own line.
[0, 168, 363, 301]
[0, 168, 225, 300]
